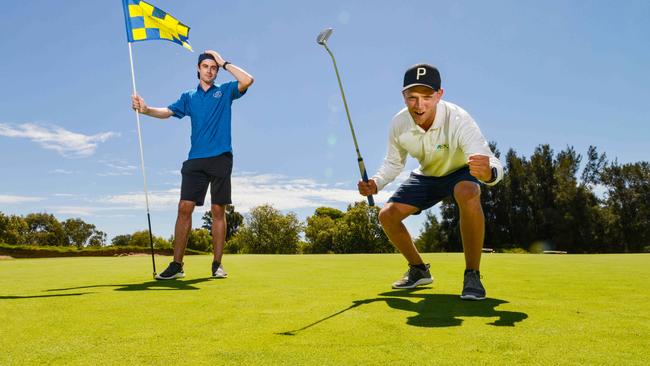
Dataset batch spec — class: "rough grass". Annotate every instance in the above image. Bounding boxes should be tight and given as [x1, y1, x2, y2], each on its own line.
[1, 253, 648, 365]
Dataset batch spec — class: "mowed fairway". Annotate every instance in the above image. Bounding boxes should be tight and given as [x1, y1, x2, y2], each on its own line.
[1, 253, 648, 365]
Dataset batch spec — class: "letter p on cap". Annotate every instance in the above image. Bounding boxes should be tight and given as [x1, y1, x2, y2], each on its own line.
[416, 67, 426, 80]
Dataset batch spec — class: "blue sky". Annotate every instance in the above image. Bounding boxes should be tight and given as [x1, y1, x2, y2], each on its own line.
[0, 0, 648, 241]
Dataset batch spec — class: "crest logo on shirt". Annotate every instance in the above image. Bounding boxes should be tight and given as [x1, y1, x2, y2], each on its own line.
[213, 90, 222, 99]
[435, 144, 449, 150]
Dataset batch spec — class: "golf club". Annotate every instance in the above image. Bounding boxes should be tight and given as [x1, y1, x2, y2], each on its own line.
[316, 27, 375, 206]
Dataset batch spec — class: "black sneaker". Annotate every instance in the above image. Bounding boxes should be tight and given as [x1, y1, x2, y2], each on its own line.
[211, 261, 228, 278]
[155, 261, 185, 280]
[392, 263, 433, 289]
[461, 269, 486, 300]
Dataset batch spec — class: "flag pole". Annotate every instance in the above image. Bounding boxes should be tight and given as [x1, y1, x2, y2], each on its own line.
[127, 42, 157, 278]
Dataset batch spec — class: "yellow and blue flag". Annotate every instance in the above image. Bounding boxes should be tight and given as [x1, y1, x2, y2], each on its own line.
[122, 0, 192, 51]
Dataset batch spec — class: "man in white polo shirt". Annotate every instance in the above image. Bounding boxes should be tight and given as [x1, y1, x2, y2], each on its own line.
[358, 64, 503, 300]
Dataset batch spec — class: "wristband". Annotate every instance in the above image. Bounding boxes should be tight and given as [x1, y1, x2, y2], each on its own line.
[222, 61, 230, 70]
[486, 166, 498, 183]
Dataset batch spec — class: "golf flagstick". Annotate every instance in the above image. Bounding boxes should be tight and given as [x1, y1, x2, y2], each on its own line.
[317, 28, 375, 207]
[127, 42, 157, 278]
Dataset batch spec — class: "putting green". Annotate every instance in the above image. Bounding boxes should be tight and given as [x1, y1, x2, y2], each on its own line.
[1, 253, 648, 365]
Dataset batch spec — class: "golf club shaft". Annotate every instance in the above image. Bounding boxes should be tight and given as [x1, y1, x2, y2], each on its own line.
[323, 44, 375, 206]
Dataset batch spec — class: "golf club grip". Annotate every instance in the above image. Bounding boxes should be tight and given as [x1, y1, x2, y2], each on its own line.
[358, 159, 375, 207]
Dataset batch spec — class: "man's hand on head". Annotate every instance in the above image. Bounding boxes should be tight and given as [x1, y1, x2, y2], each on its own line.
[468, 154, 492, 182]
[205, 50, 226, 67]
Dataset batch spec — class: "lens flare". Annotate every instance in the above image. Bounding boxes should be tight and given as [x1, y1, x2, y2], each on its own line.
[327, 134, 338, 146]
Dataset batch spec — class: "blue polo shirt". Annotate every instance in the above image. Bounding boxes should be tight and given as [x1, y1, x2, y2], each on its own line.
[168, 81, 244, 160]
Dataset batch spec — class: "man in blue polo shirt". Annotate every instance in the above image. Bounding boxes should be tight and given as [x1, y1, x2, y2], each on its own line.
[131, 50, 254, 280]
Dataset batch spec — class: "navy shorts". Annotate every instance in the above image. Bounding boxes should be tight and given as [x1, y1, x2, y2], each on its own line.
[388, 167, 479, 215]
[180, 152, 233, 206]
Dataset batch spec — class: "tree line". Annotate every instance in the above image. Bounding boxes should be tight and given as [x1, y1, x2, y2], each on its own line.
[0, 202, 389, 255]
[2, 144, 648, 254]
[0, 213, 107, 248]
[419, 144, 650, 253]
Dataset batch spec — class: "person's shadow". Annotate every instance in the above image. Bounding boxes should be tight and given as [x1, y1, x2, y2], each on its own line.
[1, 277, 220, 300]
[43, 277, 214, 293]
[0, 293, 91, 300]
[278, 289, 528, 335]
[371, 290, 528, 327]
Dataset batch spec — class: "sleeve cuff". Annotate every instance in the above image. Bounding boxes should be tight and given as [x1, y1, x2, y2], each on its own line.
[371, 176, 386, 192]
[167, 106, 184, 119]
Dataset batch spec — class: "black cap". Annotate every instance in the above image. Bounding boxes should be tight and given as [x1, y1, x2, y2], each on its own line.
[198, 53, 216, 65]
[403, 64, 441, 91]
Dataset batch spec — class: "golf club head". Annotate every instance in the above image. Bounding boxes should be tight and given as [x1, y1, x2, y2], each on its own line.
[316, 28, 333, 45]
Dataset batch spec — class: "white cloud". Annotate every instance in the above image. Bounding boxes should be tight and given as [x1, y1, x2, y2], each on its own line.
[50, 206, 100, 216]
[36, 173, 410, 221]
[100, 189, 181, 210]
[0, 123, 119, 158]
[157, 170, 181, 176]
[232, 183, 388, 212]
[231, 173, 400, 212]
[93, 173, 403, 213]
[50, 169, 74, 175]
[0, 194, 44, 204]
[47, 205, 138, 218]
[97, 161, 138, 176]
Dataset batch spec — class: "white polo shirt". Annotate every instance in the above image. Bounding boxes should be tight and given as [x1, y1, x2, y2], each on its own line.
[371, 100, 503, 191]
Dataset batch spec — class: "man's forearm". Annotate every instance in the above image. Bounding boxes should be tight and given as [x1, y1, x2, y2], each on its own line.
[372, 160, 403, 192]
[225, 63, 254, 91]
[142, 107, 173, 119]
[372, 137, 407, 191]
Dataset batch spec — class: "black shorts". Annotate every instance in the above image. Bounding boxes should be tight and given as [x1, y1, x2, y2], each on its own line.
[180, 152, 233, 206]
[388, 166, 479, 215]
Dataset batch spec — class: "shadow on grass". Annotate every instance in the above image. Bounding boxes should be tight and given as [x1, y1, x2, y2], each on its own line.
[0, 293, 91, 300]
[278, 289, 528, 335]
[45, 277, 214, 293]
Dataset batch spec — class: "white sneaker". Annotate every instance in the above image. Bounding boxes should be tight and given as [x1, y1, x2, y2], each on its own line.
[155, 261, 185, 280]
[211, 262, 228, 278]
[392, 264, 433, 289]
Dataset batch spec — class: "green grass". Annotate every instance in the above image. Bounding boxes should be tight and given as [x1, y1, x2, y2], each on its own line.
[1, 254, 649, 365]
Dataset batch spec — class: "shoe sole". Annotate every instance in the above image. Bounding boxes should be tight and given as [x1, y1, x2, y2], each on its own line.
[211, 273, 228, 278]
[460, 294, 486, 301]
[155, 272, 185, 280]
[392, 277, 433, 289]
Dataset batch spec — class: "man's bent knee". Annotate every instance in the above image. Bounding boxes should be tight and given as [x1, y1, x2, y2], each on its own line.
[379, 203, 417, 226]
[454, 181, 481, 205]
[378, 207, 394, 226]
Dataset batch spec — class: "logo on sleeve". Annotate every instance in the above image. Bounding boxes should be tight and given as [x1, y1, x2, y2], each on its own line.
[213, 91, 222, 99]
